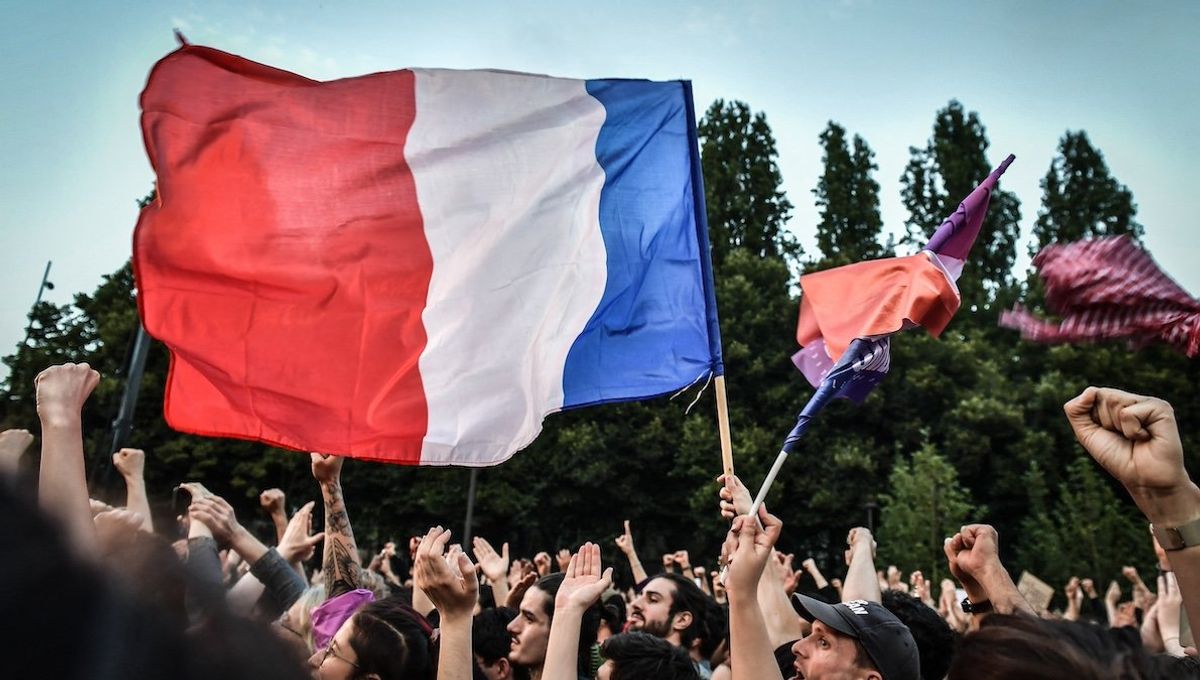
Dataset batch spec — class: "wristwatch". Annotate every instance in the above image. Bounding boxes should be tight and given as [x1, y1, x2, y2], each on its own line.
[1151, 517, 1200, 551]
[961, 598, 992, 614]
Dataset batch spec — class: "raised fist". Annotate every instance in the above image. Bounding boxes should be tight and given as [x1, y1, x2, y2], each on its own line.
[259, 488, 286, 514]
[113, 448, 146, 480]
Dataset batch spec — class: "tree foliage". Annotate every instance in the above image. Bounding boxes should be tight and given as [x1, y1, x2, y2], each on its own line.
[1016, 457, 1153, 591]
[699, 100, 799, 268]
[813, 121, 888, 267]
[901, 101, 1022, 316]
[1034, 130, 1141, 252]
[879, 442, 980, 584]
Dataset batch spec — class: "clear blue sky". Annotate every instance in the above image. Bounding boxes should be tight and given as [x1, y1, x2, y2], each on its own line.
[2, 0, 1197, 373]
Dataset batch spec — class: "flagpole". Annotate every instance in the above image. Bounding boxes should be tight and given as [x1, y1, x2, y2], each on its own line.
[747, 448, 787, 519]
[681, 80, 730, 480]
[714, 375, 734, 477]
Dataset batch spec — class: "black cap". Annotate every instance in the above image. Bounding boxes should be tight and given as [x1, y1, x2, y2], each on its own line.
[792, 595, 920, 680]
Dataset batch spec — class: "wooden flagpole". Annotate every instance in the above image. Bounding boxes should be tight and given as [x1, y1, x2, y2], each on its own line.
[714, 375, 734, 477]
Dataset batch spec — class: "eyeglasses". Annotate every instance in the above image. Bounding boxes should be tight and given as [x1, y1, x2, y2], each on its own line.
[321, 640, 361, 670]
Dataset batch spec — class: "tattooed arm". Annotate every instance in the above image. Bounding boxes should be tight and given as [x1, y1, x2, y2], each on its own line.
[312, 453, 362, 598]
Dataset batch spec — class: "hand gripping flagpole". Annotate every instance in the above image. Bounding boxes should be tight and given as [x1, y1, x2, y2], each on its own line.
[720, 338, 885, 584]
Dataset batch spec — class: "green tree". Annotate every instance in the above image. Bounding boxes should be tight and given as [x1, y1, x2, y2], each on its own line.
[699, 100, 798, 268]
[813, 122, 887, 267]
[1016, 457, 1152, 589]
[901, 100, 1021, 315]
[878, 442, 980, 584]
[1033, 131, 1141, 252]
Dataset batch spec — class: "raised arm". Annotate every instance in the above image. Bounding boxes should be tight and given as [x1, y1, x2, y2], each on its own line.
[36, 363, 101, 554]
[312, 453, 361, 598]
[543, 542, 613, 680]
[1064, 387, 1200, 627]
[0, 428, 34, 477]
[944, 523, 1034, 621]
[190, 493, 318, 616]
[414, 526, 479, 680]
[614, 520, 648, 584]
[759, 550, 805, 646]
[473, 535, 511, 605]
[259, 488, 289, 543]
[841, 527, 882, 603]
[726, 505, 787, 680]
[113, 448, 153, 533]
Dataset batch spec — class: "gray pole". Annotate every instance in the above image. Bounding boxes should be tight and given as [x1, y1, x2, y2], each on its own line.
[108, 324, 152, 456]
[463, 467, 479, 544]
[20, 261, 53, 347]
[93, 324, 152, 494]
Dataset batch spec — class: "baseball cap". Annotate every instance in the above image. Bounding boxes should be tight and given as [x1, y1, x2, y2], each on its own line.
[792, 594, 920, 680]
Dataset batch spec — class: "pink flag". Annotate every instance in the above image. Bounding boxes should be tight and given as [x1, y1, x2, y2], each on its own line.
[1001, 235, 1200, 356]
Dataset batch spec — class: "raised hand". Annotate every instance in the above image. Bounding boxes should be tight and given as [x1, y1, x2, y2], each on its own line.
[615, 519, 635, 555]
[1081, 578, 1097, 599]
[1064, 388, 1197, 525]
[845, 527, 876, 565]
[112, 448, 145, 480]
[35, 363, 100, 425]
[178, 481, 215, 501]
[93, 507, 145, 558]
[717, 473, 752, 519]
[555, 542, 613, 612]
[674, 549, 692, 572]
[534, 551, 552, 576]
[721, 504, 782, 597]
[259, 488, 285, 514]
[414, 526, 478, 621]
[506, 568, 538, 609]
[1155, 571, 1187, 656]
[911, 570, 934, 606]
[0, 428, 35, 472]
[556, 548, 572, 572]
[277, 500, 324, 563]
[472, 536, 510, 584]
[310, 452, 344, 483]
[189, 494, 242, 546]
[944, 524, 1001, 603]
[1105, 580, 1122, 605]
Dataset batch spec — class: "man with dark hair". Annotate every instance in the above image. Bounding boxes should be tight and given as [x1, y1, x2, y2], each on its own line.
[790, 595, 921, 680]
[476, 607, 525, 680]
[629, 573, 708, 648]
[628, 572, 712, 676]
[881, 591, 955, 680]
[599, 632, 699, 680]
[508, 573, 601, 680]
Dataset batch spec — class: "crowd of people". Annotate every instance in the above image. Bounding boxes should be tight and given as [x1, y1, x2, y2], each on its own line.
[3, 361, 1200, 679]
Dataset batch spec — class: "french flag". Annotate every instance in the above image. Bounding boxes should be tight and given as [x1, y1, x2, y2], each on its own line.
[133, 45, 722, 466]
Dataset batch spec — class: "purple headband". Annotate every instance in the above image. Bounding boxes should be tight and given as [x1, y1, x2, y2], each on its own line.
[310, 588, 375, 650]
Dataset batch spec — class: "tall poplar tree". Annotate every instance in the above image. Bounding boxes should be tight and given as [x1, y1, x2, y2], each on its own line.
[901, 101, 1021, 315]
[1033, 131, 1141, 251]
[813, 122, 887, 267]
[699, 100, 798, 269]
